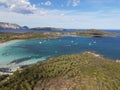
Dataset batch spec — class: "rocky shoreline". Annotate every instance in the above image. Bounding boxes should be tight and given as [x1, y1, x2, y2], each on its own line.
[0, 64, 29, 75]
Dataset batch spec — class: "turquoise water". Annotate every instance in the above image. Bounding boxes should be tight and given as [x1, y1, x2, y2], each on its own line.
[0, 36, 120, 66]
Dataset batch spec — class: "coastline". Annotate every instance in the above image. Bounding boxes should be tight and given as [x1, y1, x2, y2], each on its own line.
[0, 40, 25, 75]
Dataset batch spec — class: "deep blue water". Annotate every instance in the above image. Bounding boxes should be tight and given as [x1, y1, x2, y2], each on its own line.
[0, 36, 120, 66]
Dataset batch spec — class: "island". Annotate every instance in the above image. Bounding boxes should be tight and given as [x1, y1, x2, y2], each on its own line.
[75, 29, 119, 37]
[0, 52, 120, 90]
[31, 27, 66, 31]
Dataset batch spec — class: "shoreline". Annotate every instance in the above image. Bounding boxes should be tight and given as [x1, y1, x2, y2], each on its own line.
[0, 40, 25, 47]
[0, 40, 26, 75]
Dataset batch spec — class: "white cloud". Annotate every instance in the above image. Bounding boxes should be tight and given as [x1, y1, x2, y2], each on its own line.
[44, 1, 52, 6]
[0, 8, 120, 29]
[67, 0, 80, 7]
[0, 0, 36, 14]
[72, 0, 80, 7]
[0, 1, 120, 29]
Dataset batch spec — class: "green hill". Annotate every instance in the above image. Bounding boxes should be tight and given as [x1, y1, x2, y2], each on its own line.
[0, 52, 120, 90]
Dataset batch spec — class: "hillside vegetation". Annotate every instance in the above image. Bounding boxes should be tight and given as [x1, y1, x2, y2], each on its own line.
[0, 52, 120, 90]
[0, 32, 59, 43]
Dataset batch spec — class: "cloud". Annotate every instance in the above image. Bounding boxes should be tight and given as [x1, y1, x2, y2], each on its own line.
[0, 0, 36, 14]
[72, 0, 80, 7]
[44, 1, 52, 6]
[0, 0, 120, 29]
[0, 7, 120, 29]
[67, 0, 80, 7]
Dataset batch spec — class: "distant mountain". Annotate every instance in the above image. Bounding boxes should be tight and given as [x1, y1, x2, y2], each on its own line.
[0, 22, 29, 30]
[0, 22, 64, 30]
[31, 27, 66, 31]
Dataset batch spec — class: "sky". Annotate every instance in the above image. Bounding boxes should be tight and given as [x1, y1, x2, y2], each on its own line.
[0, 0, 120, 29]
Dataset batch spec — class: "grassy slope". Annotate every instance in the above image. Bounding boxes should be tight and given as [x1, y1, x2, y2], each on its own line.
[0, 52, 120, 90]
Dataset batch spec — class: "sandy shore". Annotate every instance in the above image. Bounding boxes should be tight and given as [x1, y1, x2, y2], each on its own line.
[0, 40, 25, 47]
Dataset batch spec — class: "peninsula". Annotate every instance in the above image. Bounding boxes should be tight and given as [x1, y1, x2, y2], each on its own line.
[0, 52, 120, 90]
[0, 32, 60, 43]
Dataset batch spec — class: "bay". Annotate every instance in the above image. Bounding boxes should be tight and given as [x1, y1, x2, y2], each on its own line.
[0, 36, 120, 65]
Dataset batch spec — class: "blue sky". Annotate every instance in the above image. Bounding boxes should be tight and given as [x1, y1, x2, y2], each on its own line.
[0, 0, 120, 29]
